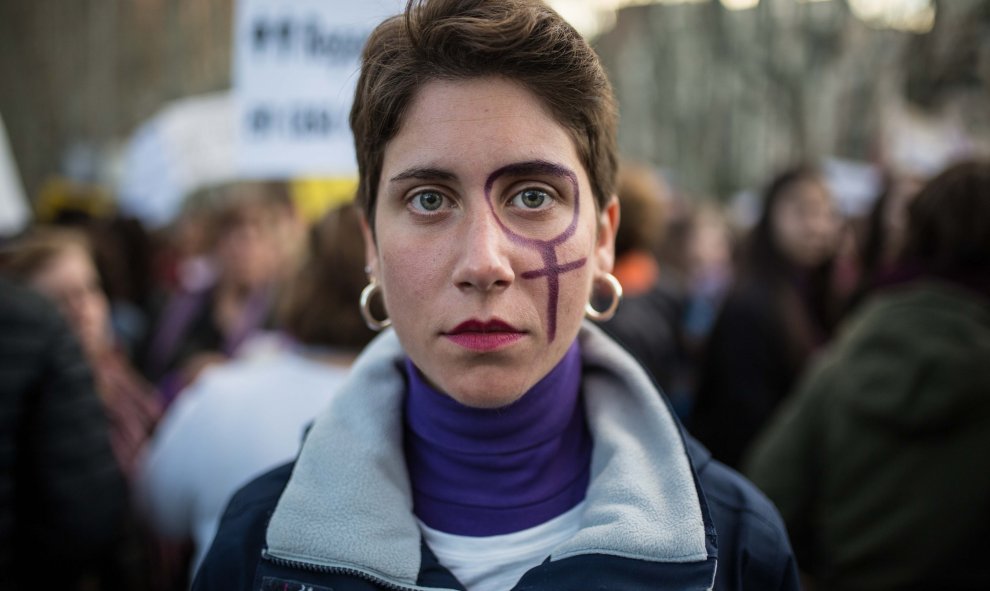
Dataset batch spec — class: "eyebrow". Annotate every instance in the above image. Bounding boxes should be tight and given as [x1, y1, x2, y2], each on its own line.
[485, 159, 578, 194]
[389, 167, 457, 183]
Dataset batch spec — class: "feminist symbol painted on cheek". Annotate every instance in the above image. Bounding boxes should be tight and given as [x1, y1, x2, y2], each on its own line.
[484, 161, 587, 342]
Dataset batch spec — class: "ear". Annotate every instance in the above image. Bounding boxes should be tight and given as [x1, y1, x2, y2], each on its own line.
[358, 210, 379, 279]
[593, 195, 620, 274]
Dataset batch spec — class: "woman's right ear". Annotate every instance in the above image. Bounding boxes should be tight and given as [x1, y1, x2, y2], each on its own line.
[358, 211, 379, 279]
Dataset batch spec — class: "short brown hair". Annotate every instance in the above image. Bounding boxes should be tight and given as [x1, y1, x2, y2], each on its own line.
[350, 0, 618, 232]
[1, 227, 93, 282]
[276, 203, 377, 350]
[614, 163, 667, 258]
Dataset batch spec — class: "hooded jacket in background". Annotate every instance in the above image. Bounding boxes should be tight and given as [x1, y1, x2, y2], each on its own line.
[745, 280, 990, 590]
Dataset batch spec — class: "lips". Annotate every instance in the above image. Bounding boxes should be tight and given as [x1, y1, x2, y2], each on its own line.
[443, 318, 525, 351]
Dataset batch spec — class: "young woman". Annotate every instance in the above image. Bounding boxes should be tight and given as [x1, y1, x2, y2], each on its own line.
[194, 2, 797, 589]
[4, 228, 161, 479]
[137, 204, 376, 581]
[690, 166, 841, 468]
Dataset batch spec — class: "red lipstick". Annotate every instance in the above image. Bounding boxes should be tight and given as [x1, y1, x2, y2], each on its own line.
[443, 319, 525, 351]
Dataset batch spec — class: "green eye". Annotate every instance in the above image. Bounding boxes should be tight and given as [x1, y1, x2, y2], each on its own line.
[415, 191, 444, 212]
[515, 189, 549, 209]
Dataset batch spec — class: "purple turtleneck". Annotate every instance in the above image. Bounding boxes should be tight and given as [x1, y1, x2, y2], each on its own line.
[403, 341, 592, 536]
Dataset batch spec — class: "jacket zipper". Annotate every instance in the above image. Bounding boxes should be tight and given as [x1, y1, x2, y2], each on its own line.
[261, 550, 460, 591]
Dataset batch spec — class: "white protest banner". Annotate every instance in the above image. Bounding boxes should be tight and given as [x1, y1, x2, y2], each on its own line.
[0, 113, 29, 236]
[233, 0, 401, 179]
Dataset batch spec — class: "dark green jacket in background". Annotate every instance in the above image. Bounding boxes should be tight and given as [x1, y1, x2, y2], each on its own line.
[744, 280, 990, 590]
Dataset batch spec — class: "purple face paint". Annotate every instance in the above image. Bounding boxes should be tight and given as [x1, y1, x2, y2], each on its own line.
[483, 160, 588, 341]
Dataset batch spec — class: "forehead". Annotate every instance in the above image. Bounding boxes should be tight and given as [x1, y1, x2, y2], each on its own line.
[381, 77, 583, 180]
[31, 245, 94, 286]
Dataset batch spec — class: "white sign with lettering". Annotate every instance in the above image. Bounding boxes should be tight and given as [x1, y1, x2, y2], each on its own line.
[233, 0, 401, 178]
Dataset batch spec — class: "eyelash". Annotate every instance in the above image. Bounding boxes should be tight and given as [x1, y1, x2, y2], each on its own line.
[403, 184, 563, 217]
[507, 187, 554, 211]
[406, 189, 455, 215]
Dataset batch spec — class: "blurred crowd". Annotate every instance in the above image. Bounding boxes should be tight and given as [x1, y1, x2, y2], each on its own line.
[1, 154, 988, 589]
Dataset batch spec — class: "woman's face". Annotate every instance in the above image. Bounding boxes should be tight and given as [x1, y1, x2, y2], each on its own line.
[29, 245, 110, 356]
[365, 76, 618, 409]
[771, 178, 840, 269]
[215, 201, 297, 289]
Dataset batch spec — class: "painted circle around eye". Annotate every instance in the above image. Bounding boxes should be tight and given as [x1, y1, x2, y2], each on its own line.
[416, 191, 443, 211]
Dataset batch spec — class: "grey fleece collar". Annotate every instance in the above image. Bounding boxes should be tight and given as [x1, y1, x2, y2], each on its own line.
[265, 322, 708, 586]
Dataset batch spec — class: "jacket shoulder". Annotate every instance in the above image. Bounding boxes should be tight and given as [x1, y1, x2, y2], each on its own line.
[686, 436, 799, 591]
[192, 462, 295, 590]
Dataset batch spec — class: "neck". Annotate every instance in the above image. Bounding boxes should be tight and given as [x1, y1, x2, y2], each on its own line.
[403, 341, 591, 536]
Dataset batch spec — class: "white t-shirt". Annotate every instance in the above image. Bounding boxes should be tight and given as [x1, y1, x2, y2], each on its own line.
[137, 350, 350, 577]
[418, 501, 586, 591]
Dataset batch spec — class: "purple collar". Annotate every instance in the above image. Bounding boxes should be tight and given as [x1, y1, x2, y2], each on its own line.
[403, 341, 591, 536]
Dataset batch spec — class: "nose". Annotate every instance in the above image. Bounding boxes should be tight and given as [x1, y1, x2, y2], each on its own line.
[452, 210, 515, 293]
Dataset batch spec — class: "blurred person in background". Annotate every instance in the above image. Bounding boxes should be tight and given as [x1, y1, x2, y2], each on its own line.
[4, 228, 162, 480]
[691, 165, 841, 468]
[676, 202, 737, 420]
[0, 275, 128, 589]
[679, 203, 735, 348]
[86, 215, 158, 358]
[744, 159, 990, 590]
[137, 203, 376, 584]
[598, 163, 687, 401]
[843, 171, 924, 313]
[141, 180, 304, 407]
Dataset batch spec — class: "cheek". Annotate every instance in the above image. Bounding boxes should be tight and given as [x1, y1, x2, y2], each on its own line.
[555, 231, 597, 302]
[379, 245, 442, 320]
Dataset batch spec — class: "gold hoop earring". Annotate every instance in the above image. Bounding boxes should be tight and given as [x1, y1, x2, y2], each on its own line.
[585, 272, 623, 322]
[360, 279, 391, 331]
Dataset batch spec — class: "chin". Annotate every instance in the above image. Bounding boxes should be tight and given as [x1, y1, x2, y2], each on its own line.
[442, 374, 531, 409]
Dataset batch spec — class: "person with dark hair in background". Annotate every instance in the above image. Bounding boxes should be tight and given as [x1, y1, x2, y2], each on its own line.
[745, 159, 990, 590]
[4, 228, 162, 480]
[598, 163, 687, 401]
[0, 276, 127, 589]
[843, 172, 923, 314]
[194, 2, 797, 590]
[137, 203, 376, 584]
[691, 165, 841, 468]
[3, 227, 162, 589]
[141, 181, 304, 407]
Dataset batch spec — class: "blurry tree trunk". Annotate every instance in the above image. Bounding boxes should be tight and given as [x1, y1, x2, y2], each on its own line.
[0, 0, 233, 201]
[595, 0, 990, 200]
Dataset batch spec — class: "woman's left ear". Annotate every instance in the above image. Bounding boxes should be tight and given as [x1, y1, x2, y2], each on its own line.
[594, 195, 620, 273]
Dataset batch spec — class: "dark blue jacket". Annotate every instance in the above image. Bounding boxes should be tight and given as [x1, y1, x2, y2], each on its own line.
[194, 436, 796, 590]
[193, 325, 797, 591]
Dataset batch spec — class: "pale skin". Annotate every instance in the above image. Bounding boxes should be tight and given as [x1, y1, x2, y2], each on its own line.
[771, 178, 840, 269]
[361, 76, 619, 409]
[28, 244, 111, 358]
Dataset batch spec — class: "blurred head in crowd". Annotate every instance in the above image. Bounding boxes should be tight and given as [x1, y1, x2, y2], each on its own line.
[750, 165, 840, 273]
[611, 164, 667, 295]
[901, 159, 990, 275]
[614, 164, 666, 260]
[210, 181, 301, 291]
[276, 203, 377, 352]
[685, 204, 734, 284]
[861, 173, 924, 278]
[3, 228, 110, 357]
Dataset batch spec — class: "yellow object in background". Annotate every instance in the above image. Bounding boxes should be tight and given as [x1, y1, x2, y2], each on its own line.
[290, 177, 358, 223]
[35, 177, 115, 223]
